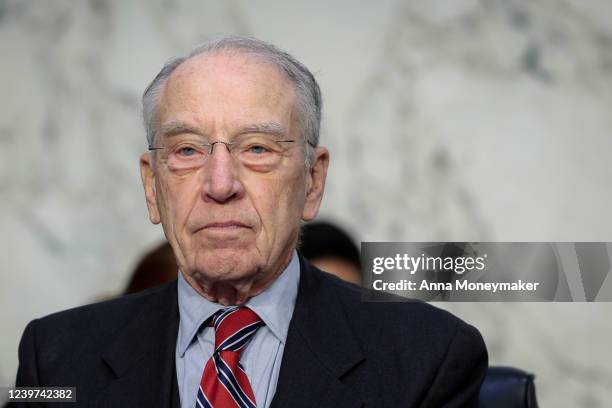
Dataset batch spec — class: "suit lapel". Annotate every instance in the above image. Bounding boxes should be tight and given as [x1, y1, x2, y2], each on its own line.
[100, 281, 181, 408]
[270, 257, 365, 408]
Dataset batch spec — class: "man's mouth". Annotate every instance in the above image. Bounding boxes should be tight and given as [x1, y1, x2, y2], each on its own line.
[203, 221, 250, 229]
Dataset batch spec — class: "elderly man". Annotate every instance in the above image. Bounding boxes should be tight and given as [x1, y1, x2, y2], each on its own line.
[14, 37, 487, 407]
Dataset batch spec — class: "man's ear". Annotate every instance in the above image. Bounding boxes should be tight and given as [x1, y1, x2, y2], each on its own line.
[140, 153, 161, 224]
[302, 146, 329, 222]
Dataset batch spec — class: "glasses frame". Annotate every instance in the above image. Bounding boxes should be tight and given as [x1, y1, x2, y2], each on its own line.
[147, 137, 316, 171]
[148, 138, 298, 155]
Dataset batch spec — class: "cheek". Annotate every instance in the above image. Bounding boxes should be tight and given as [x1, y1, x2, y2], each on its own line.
[250, 171, 306, 234]
[156, 176, 199, 232]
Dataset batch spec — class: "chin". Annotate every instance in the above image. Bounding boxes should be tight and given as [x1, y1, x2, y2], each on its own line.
[191, 247, 262, 283]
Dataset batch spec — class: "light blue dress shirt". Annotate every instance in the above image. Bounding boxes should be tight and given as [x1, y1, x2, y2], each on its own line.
[176, 251, 299, 408]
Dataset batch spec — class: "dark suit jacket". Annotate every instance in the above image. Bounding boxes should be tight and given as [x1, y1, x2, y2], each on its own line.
[12, 257, 487, 407]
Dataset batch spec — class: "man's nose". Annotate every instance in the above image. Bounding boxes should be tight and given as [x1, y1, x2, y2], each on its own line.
[201, 143, 245, 203]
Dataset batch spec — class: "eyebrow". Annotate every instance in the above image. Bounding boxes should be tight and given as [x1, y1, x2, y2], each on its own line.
[158, 121, 204, 139]
[157, 120, 288, 140]
[236, 122, 287, 138]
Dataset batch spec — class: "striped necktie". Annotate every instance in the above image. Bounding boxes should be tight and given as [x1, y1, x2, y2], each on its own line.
[195, 306, 264, 408]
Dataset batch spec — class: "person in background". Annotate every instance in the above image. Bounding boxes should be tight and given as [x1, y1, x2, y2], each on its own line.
[299, 221, 362, 285]
[124, 241, 178, 294]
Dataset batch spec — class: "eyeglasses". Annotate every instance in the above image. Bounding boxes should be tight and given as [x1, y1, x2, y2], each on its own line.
[148, 134, 303, 171]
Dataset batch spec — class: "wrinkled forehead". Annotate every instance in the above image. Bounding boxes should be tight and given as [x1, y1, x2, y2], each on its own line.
[161, 50, 296, 115]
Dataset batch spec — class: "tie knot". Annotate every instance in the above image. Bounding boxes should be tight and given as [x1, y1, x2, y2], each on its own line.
[211, 306, 263, 353]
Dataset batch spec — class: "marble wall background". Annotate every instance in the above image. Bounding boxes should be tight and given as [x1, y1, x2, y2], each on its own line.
[1, 0, 612, 406]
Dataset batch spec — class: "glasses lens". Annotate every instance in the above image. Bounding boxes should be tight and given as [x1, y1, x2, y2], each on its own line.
[163, 140, 207, 170]
[235, 135, 289, 168]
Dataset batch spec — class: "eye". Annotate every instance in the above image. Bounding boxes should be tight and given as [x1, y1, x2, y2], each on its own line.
[246, 144, 271, 154]
[177, 146, 198, 156]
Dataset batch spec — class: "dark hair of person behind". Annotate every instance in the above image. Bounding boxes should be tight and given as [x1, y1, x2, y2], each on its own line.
[299, 221, 361, 269]
[124, 241, 178, 294]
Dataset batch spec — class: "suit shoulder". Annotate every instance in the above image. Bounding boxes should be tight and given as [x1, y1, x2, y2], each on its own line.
[17, 281, 178, 385]
[30, 281, 176, 342]
[317, 268, 478, 344]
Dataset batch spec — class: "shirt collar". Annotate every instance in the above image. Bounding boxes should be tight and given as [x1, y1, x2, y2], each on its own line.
[177, 250, 300, 357]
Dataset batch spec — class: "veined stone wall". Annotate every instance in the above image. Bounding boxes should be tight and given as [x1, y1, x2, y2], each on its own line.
[1, 1, 611, 406]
